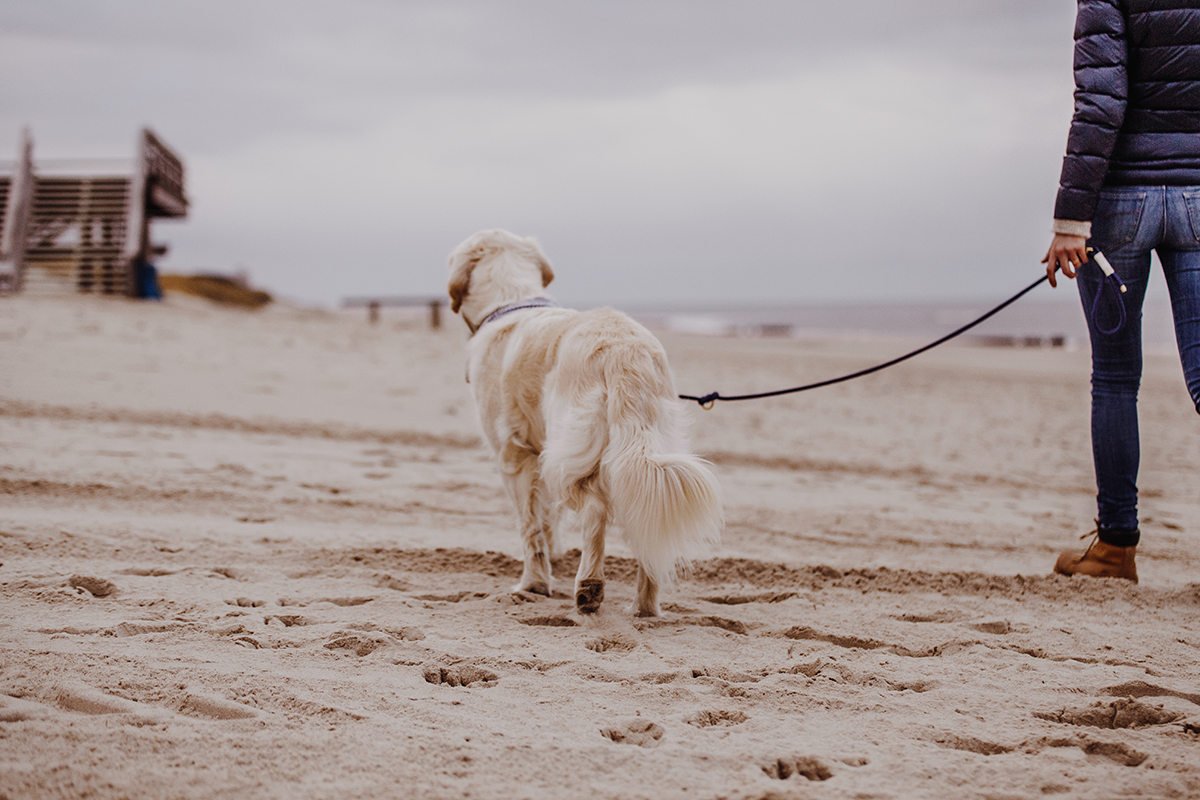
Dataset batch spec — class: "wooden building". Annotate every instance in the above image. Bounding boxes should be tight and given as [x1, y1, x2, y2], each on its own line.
[0, 128, 188, 296]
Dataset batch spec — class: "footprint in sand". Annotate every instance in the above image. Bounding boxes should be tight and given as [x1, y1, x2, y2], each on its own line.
[691, 666, 759, 684]
[519, 615, 578, 627]
[414, 591, 489, 603]
[636, 616, 747, 635]
[46, 683, 257, 722]
[930, 732, 1015, 756]
[324, 632, 388, 657]
[891, 610, 967, 624]
[176, 692, 257, 720]
[68, 575, 116, 597]
[227, 597, 266, 608]
[111, 621, 182, 637]
[496, 590, 550, 605]
[422, 665, 499, 687]
[692, 616, 747, 635]
[701, 592, 797, 605]
[600, 718, 664, 747]
[321, 596, 374, 607]
[278, 596, 374, 608]
[1079, 740, 1150, 767]
[117, 567, 177, 577]
[686, 709, 748, 728]
[1100, 680, 1200, 707]
[761, 755, 833, 781]
[1035, 698, 1181, 729]
[584, 635, 636, 653]
[1025, 736, 1150, 767]
[50, 683, 171, 724]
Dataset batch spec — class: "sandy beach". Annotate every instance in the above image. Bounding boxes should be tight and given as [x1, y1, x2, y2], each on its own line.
[2, 292, 1199, 800]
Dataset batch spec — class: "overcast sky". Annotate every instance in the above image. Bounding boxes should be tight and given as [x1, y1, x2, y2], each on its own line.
[1, 1, 1081, 308]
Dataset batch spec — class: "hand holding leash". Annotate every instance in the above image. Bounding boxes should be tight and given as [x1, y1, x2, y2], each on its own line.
[1042, 233, 1087, 287]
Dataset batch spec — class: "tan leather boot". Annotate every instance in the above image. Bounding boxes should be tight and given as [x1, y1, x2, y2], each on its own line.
[1055, 537, 1138, 583]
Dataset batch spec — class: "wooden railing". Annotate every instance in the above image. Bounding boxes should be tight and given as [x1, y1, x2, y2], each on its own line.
[342, 295, 447, 328]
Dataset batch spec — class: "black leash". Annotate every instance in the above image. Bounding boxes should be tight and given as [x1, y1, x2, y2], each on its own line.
[679, 255, 1127, 409]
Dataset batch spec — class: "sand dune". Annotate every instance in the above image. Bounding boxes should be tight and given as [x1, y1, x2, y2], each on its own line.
[1, 294, 1198, 799]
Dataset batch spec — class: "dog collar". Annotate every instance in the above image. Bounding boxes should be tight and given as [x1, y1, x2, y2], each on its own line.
[470, 297, 560, 335]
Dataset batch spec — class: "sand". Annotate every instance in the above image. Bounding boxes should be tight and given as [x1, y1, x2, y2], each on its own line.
[1, 293, 1198, 800]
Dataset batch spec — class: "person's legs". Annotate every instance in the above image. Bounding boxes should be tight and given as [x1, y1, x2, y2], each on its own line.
[1081, 188, 1159, 539]
[1078, 254, 1150, 540]
[1056, 187, 1158, 580]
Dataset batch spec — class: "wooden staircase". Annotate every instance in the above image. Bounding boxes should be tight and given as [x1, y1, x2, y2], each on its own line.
[22, 175, 134, 294]
[0, 128, 187, 296]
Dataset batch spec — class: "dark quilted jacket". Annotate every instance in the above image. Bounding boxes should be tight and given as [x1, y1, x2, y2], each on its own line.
[1054, 0, 1200, 222]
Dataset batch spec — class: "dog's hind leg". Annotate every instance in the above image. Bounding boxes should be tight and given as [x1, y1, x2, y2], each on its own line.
[573, 486, 607, 614]
[634, 565, 660, 618]
[518, 522, 553, 597]
[500, 443, 553, 597]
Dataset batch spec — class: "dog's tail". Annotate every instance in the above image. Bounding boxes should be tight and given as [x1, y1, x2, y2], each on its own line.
[537, 333, 723, 587]
[601, 382, 723, 588]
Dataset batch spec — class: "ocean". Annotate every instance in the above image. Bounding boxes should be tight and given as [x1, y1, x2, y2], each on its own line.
[624, 295, 1179, 354]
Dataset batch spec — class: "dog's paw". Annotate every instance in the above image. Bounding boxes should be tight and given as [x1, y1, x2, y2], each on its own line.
[509, 582, 550, 603]
[633, 603, 661, 619]
[575, 579, 604, 614]
[512, 581, 551, 598]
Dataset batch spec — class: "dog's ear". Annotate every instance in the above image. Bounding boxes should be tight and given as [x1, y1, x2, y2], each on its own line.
[527, 238, 554, 288]
[447, 248, 482, 314]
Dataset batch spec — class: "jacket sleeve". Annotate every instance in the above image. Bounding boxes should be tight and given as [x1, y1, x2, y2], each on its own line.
[1053, 0, 1128, 224]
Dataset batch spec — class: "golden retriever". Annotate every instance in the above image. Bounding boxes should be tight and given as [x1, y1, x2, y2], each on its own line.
[447, 229, 723, 616]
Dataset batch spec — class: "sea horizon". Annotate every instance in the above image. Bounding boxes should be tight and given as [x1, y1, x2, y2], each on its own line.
[605, 293, 1179, 353]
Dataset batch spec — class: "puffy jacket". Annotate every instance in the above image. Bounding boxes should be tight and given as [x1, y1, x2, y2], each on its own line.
[1054, 0, 1200, 223]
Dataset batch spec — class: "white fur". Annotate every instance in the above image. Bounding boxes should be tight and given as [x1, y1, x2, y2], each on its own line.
[448, 229, 722, 616]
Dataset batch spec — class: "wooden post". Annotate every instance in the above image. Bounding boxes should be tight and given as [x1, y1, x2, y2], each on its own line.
[429, 300, 441, 329]
[368, 301, 380, 324]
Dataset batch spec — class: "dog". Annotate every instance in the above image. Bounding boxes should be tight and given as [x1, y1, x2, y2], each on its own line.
[447, 229, 723, 617]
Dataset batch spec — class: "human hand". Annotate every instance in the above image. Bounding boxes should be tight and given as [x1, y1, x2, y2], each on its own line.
[1041, 234, 1088, 288]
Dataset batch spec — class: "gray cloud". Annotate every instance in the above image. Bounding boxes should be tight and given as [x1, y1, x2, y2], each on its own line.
[1, 1, 1079, 306]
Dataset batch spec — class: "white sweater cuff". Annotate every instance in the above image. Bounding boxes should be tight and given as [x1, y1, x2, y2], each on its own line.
[1052, 219, 1092, 238]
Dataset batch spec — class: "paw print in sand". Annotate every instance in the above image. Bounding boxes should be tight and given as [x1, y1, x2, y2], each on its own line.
[600, 718, 664, 747]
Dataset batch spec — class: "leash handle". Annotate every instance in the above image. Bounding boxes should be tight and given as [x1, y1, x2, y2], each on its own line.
[1085, 247, 1128, 336]
[1091, 251, 1127, 293]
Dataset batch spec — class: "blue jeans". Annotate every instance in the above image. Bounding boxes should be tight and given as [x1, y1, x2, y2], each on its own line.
[1081, 186, 1200, 540]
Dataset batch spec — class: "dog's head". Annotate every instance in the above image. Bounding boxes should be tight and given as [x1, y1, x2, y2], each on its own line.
[447, 229, 554, 329]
